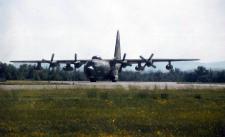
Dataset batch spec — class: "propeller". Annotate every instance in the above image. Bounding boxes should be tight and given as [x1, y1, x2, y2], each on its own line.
[41, 53, 59, 71]
[139, 53, 156, 70]
[73, 53, 82, 69]
[42, 53, 57, 83]
[48, 53, 56, 71]
[118, 53, 131, 72]
[51, 53, 54, 62]
[74, 53, 77, 83]
[72, 53, 83, 83]
[75, 53, 77, 62]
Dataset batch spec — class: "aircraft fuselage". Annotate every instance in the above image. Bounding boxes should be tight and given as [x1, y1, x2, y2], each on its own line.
[84, 58, 116, 81]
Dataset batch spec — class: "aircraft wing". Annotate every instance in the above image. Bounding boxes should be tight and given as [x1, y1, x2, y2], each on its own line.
[56, 59, 89, 64]
[10, 59, 89, 64]
[126, 58, 199, 64]
[11, 60, 43, 63]
[120, 58, 199, 71]
[10, 53, 90, 65]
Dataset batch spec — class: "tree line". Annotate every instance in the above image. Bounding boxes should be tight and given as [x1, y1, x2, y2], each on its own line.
[0, 62, 225, 82]
[120, 67, 225, 82]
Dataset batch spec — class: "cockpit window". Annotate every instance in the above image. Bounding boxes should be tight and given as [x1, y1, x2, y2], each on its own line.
[92, 56, 102, 60]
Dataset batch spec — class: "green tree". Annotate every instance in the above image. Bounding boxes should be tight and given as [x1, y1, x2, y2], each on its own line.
[195, 66, 209, 82]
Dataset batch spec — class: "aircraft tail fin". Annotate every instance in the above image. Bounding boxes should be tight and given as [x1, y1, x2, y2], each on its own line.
[114, 30, 121, 60]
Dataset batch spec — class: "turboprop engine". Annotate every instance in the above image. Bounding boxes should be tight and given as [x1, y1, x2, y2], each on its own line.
[166, 62, 173, 70]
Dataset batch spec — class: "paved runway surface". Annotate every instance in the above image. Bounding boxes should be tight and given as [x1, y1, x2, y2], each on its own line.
[1, 81, 225, 90]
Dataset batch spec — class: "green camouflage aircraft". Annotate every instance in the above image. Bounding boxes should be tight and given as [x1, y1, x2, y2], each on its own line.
[11, 31, 199, 82]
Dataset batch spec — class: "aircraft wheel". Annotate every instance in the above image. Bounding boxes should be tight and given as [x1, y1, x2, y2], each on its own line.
[111, 75, 118, 82]
[112, 79, 117, 82]
[90, 78, 96, 82]
[111, 78, 117, 82]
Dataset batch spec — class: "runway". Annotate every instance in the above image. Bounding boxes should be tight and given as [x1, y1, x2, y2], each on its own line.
[1, 81, 225, 90]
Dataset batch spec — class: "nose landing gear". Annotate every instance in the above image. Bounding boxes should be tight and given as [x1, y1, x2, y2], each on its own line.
[111, 77, 118, 82]
[90, 78, 97, 82]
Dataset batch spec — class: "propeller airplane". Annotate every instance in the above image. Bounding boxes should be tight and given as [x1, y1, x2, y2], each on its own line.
[11, 31, 199, 82]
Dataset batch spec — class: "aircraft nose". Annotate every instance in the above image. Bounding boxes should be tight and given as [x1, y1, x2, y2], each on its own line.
[85, 64, 95, 77]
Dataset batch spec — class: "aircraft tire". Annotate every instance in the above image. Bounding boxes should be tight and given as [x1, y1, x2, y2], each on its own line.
[90, 78, 96, 82]
[112, 79, 117, 82]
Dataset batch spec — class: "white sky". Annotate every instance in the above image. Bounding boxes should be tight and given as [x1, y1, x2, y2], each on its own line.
[0, 0, 225, 63]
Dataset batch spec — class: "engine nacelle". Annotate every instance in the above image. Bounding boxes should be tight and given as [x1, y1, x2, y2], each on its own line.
[49, 62, 59, 68]
[63, 64, 73, 71]
[34, 62, 42, 70]
[166, 64, 173, 70]
[135, 63, 144, 71]
[121, 60, 131, 68]
[74, 61, 82, 68]
[146, 60, 153, 67]
[135, 66, 141, 71]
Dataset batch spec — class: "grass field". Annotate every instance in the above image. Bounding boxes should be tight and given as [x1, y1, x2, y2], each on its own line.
[0, 88, 225, 137]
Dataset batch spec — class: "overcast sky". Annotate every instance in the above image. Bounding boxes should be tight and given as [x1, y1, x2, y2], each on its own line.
[0, 0, 225, 63]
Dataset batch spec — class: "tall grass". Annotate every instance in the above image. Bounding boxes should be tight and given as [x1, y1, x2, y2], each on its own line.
[0, 88, 224, 137]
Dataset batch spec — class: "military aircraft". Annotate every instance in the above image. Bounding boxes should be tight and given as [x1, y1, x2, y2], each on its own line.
[11, 31, 199, 82]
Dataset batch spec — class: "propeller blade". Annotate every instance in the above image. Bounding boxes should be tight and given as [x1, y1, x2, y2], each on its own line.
[140, 56, 146, 62]
[42, 59, 51, 63]
[48, 64, 51, 71]
[152, 64, 156, 68]
[148, 53, 154, 61]
[51, 53, 54, 62]
[73, 59, 78, 83]
[122, 53, 126, 61]
[75, 53, 77, 61]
